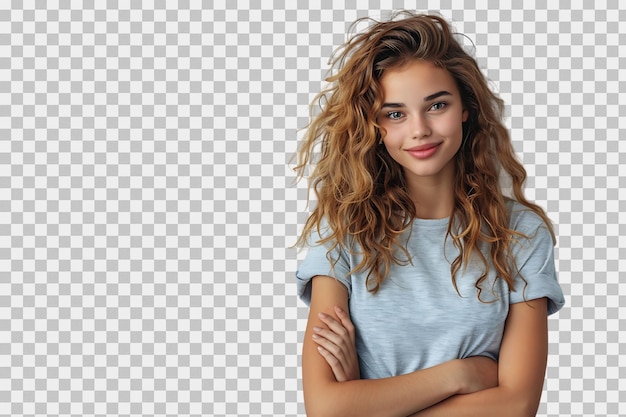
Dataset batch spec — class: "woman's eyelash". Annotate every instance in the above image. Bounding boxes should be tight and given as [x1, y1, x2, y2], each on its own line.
[386, 111, 404, 119]
[430, 102, 447, 110]
[385, 103, 447, 119]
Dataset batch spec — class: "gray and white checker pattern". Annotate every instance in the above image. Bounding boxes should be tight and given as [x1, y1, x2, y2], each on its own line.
[2, 1, 624, 416]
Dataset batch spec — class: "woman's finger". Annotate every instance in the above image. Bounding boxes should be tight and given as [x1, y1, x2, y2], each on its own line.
[312, 332, 345, 359]
[316, 346, 347, 382]
[318, 312, 349, 338]
[312, 326, 345, 352]
[334, 306, 356, 338]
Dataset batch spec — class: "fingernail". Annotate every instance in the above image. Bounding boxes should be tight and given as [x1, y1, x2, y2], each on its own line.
[318, 312, 326, 319]
[313, 326, 321, 332]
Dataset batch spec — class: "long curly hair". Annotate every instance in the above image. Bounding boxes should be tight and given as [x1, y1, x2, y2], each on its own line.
[295, 11, 554, 297]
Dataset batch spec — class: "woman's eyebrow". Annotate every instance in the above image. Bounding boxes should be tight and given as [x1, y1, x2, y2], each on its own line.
[423, 90, 452, 101]
[380, 102, 405, 109]
[381, 91, 453, 108]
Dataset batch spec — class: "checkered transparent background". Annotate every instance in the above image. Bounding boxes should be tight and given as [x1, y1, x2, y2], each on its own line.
[1, 1, 624, 416]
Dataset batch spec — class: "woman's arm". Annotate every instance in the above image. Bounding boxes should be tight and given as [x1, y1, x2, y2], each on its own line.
[410, 297, 549, 417]
[302, 275, 498, 417]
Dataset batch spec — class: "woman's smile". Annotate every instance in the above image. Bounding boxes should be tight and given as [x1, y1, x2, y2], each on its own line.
[405, 142, 442, 159]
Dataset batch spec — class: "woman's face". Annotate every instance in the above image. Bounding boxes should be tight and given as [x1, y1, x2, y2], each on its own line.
[377, 60, 468, 188]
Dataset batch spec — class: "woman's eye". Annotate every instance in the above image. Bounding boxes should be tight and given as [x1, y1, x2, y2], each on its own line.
[386, 111, 404, 120]
[430, 102, 447, 111]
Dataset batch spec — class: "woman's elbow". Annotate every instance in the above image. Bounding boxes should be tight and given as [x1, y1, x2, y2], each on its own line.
[304, 393, 341, 417]
[304, 399, 341, 417]
[519, 399, 541, 417]
[303, 382, 351, 417]
[304, 405, 335, 417]
[506, 390, 542, 417]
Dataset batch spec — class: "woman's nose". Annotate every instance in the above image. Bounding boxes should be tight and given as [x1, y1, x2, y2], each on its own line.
[411, 114, 431, 139]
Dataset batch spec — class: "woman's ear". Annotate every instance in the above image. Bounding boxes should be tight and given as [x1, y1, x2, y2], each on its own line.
[462, 109, 469, 122]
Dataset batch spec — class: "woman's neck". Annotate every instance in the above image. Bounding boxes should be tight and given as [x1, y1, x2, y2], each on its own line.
[406, 177, 455, 220]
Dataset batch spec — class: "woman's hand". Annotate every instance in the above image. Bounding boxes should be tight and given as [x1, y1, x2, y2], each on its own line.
[311, 305, 360, 382]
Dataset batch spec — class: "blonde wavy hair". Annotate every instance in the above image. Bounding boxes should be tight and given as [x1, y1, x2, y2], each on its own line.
[295, 11, 554, 297]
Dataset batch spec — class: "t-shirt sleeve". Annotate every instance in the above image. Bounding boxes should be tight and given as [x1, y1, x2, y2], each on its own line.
[295, 224, 352, 306]
[509, 214, 565, 315]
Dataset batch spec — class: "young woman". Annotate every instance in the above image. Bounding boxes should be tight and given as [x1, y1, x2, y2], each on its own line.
[294, 12, 564, 417]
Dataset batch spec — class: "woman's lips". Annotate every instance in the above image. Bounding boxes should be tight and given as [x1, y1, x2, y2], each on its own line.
[406, 143, 441, 159]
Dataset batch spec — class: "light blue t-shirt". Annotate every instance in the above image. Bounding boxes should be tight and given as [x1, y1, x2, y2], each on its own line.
[296, 200, 565, 379]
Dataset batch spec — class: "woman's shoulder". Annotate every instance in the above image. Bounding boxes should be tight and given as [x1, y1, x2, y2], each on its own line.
[505, 198, 552, 234]
[301, 217, 356, 250]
